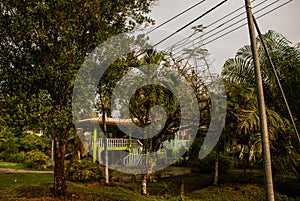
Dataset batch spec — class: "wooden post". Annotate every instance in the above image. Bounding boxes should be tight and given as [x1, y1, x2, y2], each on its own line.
[244, 1, 275, 200]
[93, 127, 97, 163]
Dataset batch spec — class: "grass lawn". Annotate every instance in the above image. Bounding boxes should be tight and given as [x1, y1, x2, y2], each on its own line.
[0, 173, 156, 201]
[0, 169, 299, 200]
[0, 160, 54, 172]
[0, 161, 24, 169]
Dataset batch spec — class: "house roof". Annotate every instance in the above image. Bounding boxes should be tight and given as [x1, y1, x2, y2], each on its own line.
[76, 117, 138, 125]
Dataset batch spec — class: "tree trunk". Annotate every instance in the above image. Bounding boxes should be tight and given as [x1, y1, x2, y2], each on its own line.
[141, 137, 151, 195]
[105, 141, 109, 184]
[180, 180, 184, 201]
[141, 174, 147, 195]
[77, 150, 81, 160]
[53, 138, 67, 197]
[213, 143, 219, 185]
[243, 159, 249, 181]
[51, 140, 54, 165]
[102, 108, 109, 185]
[147, 138, 153, 183]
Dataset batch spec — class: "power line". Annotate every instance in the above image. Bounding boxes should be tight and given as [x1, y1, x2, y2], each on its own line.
[169, 0, 266, 53]
[147, 0, 207, 34]
[152, 0, 229, 48]
[203, 0, 293, 46]
[173, 0, 293, 59]
[166, 3, 245, 52]
[172, 0, 277, 56]
[203, 0, 280, 44]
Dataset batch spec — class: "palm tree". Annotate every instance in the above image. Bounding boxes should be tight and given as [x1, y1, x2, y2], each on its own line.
[222, 30, 300, 180]
[123, 49, 181, 195]
[223, 31, 300, 117]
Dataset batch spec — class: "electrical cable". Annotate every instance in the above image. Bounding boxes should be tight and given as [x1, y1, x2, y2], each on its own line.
[165, 5, 244, 53]
[152, 0, 229, 47]
[172, 0, 280, 57]
[203, 0, 293, 46]
[169, 0, 267, 53]
[173, 0, 293, 60]
[146, 0, 207, 34]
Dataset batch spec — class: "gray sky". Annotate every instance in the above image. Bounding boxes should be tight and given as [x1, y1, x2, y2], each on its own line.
[147, 0, 300, 74]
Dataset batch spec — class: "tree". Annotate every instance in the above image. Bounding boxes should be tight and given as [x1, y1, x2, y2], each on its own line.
[111, 50, 181, 195]
[0, 0, 156, 196]
[103, 48, 203, 194]
[175, 43, 226, 185]
[222, 30, 300, 179]
[223, 31, 300, 123]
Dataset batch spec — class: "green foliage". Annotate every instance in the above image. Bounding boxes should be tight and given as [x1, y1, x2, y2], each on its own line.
[222, 30, 300, 179]
[24, 150, 49, 169]
[1, 0, 158, 195]
[19, 134, 51, 154]
[10, 152, 27, 163]
[0, 138, 19, 161]
[67, 158, 103, 182]
[190, 152, 232, 174]
[0, 128, 51, 164]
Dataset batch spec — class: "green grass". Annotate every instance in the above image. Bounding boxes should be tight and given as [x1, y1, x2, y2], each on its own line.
[66, 182, 157, 201]
[0, 173, 53, 200]
[0, 173, 156, 201]
[0, 160, 54, 171]
[186, 184, 265, 201]
[0, 170, 299, 200]
[0, 161, 24, 169]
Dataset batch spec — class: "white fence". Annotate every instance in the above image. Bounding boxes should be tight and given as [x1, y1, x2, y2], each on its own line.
[97, 138, 141, 148]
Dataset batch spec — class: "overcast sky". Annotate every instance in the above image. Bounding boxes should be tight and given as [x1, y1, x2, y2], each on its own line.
[147, 0, 300, 74]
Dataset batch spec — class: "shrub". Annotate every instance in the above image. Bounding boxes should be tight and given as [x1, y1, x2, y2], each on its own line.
[19, 134, 51, 154]
[0, 138, 19, 162]
[67, 158, 103, 182]
[24, 150, 49, 169]
[0, 152, 6, 161]
[10, 152, 26, 163]
[190, 152, 232, 174]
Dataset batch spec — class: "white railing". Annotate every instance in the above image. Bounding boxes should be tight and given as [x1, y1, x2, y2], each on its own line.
[97, 138, 140, 148]
[123, 154, 142, 166]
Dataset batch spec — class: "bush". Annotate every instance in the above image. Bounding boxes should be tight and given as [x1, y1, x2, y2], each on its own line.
[24, 150, 49, 169]
[0, 129, 51, 163]
[189, 152, 232, 174]
[0, 152, 6, 161]
[10, 152, 26, 163]
[67, 158, 103, 182]
[0, 138, 19, 162]
[19, 134, 51, 154]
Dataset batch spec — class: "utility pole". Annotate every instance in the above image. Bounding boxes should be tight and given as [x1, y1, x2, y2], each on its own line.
[244, 0, 275, 200]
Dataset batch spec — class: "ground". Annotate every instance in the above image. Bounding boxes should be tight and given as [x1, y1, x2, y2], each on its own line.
[0, 168, 53, 174]
[0, 164, 299, 200]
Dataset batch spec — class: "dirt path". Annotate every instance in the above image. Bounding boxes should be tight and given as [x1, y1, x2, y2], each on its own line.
[0, 168, 53, 174]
